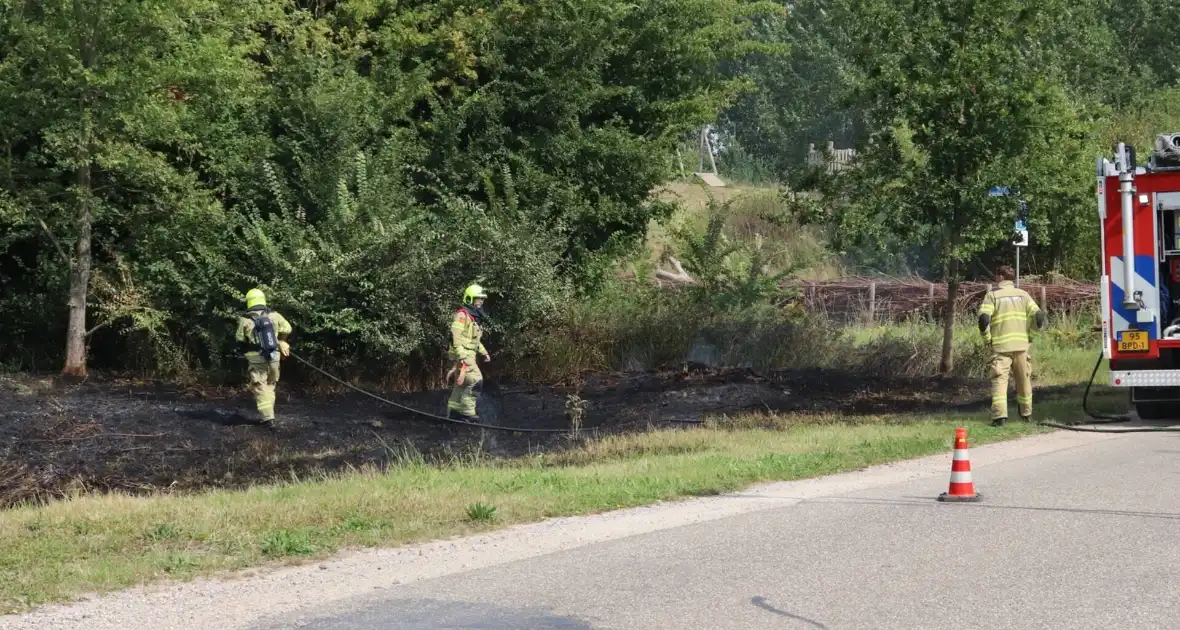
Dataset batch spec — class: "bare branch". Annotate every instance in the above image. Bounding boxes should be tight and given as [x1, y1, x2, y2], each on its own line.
[654, 256, 698, 285]
[36, 217, 70, 265]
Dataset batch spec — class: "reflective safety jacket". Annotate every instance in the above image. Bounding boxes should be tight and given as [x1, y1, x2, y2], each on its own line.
[235, 308, 293, 363]
[978, 281, 1041, 353]
[449, 307, 487, 364]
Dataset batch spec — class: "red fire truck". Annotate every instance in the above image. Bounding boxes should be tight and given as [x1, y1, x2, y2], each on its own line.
[1099, 135, 1180, 419]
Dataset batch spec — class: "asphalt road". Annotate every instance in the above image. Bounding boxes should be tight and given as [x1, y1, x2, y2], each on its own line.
[252, 431, 1180, 630]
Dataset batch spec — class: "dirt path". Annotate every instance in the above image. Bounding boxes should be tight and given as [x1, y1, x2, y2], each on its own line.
[1, 366, 988, 509]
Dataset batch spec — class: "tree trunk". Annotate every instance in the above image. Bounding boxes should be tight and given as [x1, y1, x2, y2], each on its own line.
[63, 21, 95, 378]
[62, 163, 92, 377]
[939, 259, 961, 375]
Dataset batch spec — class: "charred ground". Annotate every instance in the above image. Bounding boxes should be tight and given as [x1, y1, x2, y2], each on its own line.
[1, 365, 1020, 509]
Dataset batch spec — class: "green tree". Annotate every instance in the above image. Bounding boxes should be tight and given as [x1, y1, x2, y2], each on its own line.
[174, 0, 785, 370]
[0, 0, 273, 375]
[1101, 0, 1180, 108]
[0, 0, 790, 378]
[358, 0, 784, 287]
[719, 0, 861, 181]
[815, 0, 1102, 373]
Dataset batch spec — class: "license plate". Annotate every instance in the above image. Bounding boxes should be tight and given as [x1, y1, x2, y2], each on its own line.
[1117, 330, 1149, 352]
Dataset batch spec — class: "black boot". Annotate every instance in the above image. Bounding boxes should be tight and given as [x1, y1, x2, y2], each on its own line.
[991, 417, 1007, 427]
[447, 408, 481, 425]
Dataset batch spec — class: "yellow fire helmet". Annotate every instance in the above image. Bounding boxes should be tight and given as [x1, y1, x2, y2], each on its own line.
[463, 284, 488, 304]
[245, 288, 267, 309]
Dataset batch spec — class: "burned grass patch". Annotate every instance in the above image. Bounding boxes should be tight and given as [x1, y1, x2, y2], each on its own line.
[0, 366, 997, 509]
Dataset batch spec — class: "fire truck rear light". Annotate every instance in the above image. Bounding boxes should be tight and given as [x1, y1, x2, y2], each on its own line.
[1109, 371, 1180, 387]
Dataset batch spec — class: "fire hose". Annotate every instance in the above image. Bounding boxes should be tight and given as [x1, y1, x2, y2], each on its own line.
[1041, 351, 1180, 433]
[290, 351, 703, 434]
[293, 350, 1180, 435]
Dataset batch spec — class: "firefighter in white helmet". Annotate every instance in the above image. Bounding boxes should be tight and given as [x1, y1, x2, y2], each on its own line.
[446, 284, 492, 422]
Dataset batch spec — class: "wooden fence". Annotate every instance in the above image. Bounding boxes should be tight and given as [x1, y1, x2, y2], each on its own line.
[791, 277, 1100, 323]
[805, 141, 858, 174]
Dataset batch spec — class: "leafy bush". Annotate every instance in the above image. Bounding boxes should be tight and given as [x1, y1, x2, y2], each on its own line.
[140, 149, 570, 384]
[504, 193, 841, 383]
[0, 0, 781, 380]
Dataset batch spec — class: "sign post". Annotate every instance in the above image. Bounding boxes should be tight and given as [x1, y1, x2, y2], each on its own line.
[989, 187, 1029, 287]
[1014, 219, 1027, 286]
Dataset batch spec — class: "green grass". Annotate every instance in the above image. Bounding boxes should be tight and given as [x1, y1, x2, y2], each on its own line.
[0, 399, 1109, 615]
[844, 317, 1104, 386]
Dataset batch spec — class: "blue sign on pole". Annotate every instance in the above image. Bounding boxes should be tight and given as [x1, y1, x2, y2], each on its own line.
[988, 186, 1010, 197]
[1015, 219, 1026, 231]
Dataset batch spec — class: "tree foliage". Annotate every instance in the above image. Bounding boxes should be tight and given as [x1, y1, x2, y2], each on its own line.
[719, 1, 859, 180]
[5, 0, 1180, 381]
[789, 0, 1109, 371]
[0, 0, 273, 374]
[0, 0, 778, 376]
[720, 0, 1180, 281]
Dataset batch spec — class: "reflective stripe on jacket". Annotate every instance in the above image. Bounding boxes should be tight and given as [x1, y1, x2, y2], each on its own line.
[978, 281, 1040, 353]
[449, 308, 486, 363]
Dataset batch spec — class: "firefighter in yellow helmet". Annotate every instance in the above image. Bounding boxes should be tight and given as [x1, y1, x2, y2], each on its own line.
[446, 283, 492, 422]
[235, 288, 293, 428]
[978, 266, 1046, 427]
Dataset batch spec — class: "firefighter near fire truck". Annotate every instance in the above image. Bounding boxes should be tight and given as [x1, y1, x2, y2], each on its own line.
[978, 266, 1046, 426]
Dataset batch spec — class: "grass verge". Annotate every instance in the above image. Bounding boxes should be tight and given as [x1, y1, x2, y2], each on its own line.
[844, 318, 1104, 386]
[0, 388, 1124, 616]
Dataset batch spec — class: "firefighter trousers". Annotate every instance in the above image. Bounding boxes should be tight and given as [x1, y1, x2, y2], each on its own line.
[447, 360, 482, 418]
[990, 350, 1032, 420]
[247, 358, 281, 422]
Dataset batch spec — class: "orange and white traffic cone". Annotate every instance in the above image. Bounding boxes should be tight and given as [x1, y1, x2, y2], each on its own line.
[937, 427, 981, 502]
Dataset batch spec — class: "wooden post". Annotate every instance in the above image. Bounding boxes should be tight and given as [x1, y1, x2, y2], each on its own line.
[1040, 285, 1047, 310]
[699, 127, 707, 172]
[868, 281, 876, 324]
[928, 282, 936, 322]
